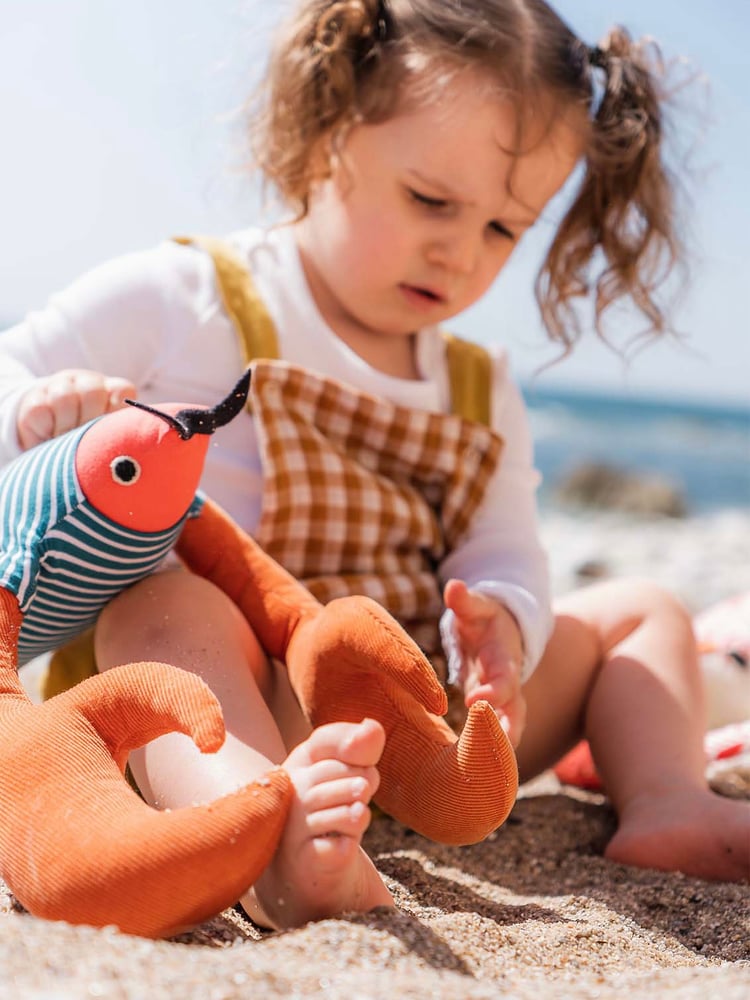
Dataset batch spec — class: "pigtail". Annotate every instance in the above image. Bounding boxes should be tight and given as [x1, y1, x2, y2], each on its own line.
[538, 28, 683, 352]
[251, 0, 396, 214]
[307, 0, 390, 126]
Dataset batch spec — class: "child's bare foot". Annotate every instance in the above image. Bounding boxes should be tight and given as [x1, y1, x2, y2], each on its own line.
[605, 785, 750, 883]
[242, 719, 394, 928]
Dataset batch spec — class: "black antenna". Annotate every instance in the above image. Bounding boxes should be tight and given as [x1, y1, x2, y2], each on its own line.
[124, 368, 252, 440]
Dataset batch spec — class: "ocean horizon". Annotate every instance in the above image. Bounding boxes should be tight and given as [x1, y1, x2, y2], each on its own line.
[522, 382, 750, 515]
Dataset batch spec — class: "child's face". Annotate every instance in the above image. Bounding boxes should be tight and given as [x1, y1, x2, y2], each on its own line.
[296, 70, 581, 342]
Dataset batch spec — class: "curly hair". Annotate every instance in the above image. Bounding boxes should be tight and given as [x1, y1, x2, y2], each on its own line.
[249, 0, 684, 350]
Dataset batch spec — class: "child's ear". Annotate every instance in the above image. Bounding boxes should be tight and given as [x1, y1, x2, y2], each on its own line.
[305, 128, 342, 191]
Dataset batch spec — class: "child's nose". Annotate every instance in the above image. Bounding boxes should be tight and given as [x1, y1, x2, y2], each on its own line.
[425, 231, 478, 275]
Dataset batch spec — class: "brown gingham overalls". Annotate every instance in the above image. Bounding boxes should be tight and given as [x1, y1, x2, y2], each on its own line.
[43, 237, 503, 711]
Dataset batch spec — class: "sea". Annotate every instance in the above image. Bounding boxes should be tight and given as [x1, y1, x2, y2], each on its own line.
[521, 384, 750, 516]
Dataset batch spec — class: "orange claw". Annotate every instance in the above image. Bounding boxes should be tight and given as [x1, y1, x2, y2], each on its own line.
[0, 590, 292, 939]
[178, 499, 518, 846]
[287, 597, 519, 846]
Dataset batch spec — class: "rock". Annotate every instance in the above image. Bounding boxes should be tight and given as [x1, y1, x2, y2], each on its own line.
[554, 462, 687, 517]
[574, 559, 610, 584]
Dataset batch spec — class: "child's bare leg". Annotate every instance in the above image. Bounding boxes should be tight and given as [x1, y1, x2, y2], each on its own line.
[96, 570, 293, 807]
[517, 579, 749, 883]
[95, 570, 394, 926]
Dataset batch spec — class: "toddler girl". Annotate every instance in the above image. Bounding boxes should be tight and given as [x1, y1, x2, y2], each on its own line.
[0, 0, 747, 927]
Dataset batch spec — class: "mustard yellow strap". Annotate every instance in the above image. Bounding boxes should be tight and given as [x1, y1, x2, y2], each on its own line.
[175, 238, 489, 422]
[174, 235, 280, 364]
[443, 332, 492, 426]
[42, 628, 98, 700]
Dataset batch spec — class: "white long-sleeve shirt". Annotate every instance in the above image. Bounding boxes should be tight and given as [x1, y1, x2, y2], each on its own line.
[0, 225, 553, 676]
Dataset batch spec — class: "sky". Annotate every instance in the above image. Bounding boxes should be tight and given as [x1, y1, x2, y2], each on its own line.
[1, 0, 749, 407]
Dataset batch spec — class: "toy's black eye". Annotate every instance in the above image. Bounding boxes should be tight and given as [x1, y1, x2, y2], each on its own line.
[110, 455, 141, 486]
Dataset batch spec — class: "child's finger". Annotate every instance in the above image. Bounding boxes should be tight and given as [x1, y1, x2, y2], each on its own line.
[17, 371, 137, 451]
[502, 691, 527, 747]
[465, 664, 516, 709]
[103, 376, 137, 410]
[444, 578, 496, 625]
[465, 681, 498, 706]
[443, 578, 470, 613]
[74, 379, 119, 427]
[74, 374, 135, 424]
[16, 392, 55, 449]
[43, 386, 82, 439]
[481, 640, 520, 686]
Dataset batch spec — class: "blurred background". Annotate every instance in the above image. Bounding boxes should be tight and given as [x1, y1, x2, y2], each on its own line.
[1, 1, 748, 537]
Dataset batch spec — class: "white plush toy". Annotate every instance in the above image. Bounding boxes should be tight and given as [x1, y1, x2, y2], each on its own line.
[694, 591, 750, 728]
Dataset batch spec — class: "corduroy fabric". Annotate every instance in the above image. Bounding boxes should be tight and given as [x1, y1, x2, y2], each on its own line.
[178, 499, 519, 846]
[0, 588, 292, 937]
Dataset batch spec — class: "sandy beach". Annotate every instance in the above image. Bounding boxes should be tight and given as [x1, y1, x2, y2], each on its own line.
[2, 508, 749, 999]
[541, 506, 750, 615]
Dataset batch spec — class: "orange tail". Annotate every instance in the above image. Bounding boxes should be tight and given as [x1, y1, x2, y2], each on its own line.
[176, 498, 321, 660]
[0, 653, 292, 938]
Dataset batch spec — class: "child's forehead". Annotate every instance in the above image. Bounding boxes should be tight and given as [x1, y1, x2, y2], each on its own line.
[382, 72, 578, 159]
[394, 60, 501, 113]
[341, 87, 580, 222]
[391, 60, 578, 139]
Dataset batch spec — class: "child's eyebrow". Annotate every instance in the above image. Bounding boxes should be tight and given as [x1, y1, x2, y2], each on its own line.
[407, 169, 468, 202]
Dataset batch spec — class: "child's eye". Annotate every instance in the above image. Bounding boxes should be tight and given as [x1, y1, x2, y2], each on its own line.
[489, 220, 515, 240]
[408, 188, 448, 210]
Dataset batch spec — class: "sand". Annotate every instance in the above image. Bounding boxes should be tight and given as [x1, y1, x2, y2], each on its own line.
[1, 508, 748, 998]
[1, 773, 747, 999]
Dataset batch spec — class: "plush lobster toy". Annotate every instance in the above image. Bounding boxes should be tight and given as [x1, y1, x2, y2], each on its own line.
[0, 370, 518, 938]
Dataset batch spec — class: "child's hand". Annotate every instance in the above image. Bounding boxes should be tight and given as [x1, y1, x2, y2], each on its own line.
[443, 578, 526, 746]
[17, 369, 136, 451]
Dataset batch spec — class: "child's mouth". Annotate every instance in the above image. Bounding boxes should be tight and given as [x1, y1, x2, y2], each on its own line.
[399, 283, 445, 306]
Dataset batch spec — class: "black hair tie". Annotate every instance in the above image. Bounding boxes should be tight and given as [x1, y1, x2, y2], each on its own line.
[375, 0, 391, 42]
[588, 45, 608, 69]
